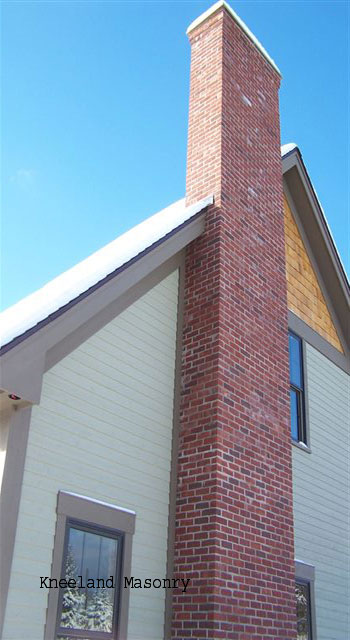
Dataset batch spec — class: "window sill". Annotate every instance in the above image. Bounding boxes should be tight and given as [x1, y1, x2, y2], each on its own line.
[292, 439, 311, 454]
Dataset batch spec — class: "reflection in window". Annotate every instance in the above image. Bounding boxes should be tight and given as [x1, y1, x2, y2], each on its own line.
[296, 581, 312, 639]
[290, 388, 300, 441]
[56, 523, 122, 638]
[289, 332, 306, 444]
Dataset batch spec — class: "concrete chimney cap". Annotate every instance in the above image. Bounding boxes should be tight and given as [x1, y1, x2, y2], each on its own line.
[186, 0, 281, 78]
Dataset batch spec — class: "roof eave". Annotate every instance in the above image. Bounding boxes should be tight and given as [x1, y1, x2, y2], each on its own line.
[282, 148, 349, 351]
[0, 207, 209, 403]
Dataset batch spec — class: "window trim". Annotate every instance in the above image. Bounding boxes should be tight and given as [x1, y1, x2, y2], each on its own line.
[295, 560, 317, 640]
[44, 492, 135, 640]
[289, 330, 311, 451]
[55, 518, 124, 639]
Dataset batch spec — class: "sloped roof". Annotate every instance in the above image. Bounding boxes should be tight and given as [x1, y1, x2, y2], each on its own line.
[281, 144, 349, 297]
[281, 143, 297, 156]
[282, 144, 348, 291]
[282, 144, 349, 359]
[0, 195, 213, 350]
[1, 145, 348, 356]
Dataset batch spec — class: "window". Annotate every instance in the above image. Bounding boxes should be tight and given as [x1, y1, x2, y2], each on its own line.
[289, 331, 306, 444]
[45, 492, 135, 640]
[56, 522, 122, 638]
[296, 580, 312, 640]
[295, 561, 316, 640]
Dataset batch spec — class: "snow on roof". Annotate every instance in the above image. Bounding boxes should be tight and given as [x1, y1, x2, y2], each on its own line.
[281, 143, 297, 156]
[0, 195, 213, 349]
[2, 144, 345, 353]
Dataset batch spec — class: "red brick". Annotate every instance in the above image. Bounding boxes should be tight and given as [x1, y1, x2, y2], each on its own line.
[171, 5, 296, 639]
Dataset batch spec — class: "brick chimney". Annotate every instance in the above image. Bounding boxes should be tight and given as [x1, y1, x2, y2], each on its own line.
[171, 2, 296, 639]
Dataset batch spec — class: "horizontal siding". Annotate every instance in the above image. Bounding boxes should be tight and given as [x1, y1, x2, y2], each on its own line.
[3, 271, 179, 640]
[293, 343, 349, 639]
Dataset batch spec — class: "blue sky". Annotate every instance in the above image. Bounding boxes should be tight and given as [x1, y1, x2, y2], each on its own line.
[2, 0, 348, 310]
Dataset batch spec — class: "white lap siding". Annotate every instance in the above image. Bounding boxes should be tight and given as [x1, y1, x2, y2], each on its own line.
[2, 270, 179, 640]
[293, 343, 349, 640]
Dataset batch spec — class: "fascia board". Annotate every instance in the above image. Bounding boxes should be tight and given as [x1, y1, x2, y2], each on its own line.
[0, 211, 206, 401]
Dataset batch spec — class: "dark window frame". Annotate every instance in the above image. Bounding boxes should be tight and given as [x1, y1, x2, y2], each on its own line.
[289, 331, 307, 445]
[44, 492, 135, 640]
[295, 561, 317, 640]
[296, 578, 313, 640]
[55, 518, 124, 640]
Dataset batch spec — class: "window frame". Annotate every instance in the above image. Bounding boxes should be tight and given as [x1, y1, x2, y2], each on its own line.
[44, 492, 135, 640]
[56, 518, 124, 639]
[288, 330, 310, 449]
[295, 561, 317, 640]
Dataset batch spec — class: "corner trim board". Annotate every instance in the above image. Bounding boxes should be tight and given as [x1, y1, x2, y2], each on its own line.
[0, 406, 33, 638]
[163, 254, 185, 639]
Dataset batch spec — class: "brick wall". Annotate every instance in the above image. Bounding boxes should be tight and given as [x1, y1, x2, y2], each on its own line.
[171, 6, 296, 639]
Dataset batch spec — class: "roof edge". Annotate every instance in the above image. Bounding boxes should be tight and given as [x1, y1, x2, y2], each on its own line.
[282, 147, 349, 301]
[282, 149, 349, 355]
[0, 195, 213, 353]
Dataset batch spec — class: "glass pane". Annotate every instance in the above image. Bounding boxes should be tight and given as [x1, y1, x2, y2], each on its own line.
[290, 389, 299, 441]
[59, 526, 118, 633]
[296, 582, 311, 639]
[289, 333, 302, 388]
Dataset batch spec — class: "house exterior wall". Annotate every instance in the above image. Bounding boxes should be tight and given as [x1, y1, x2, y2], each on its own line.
[284, 196, 343, 352]
[0, 404, 11, 490]
[2, 270, 179, 640]
[293, 342, 349, 639]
